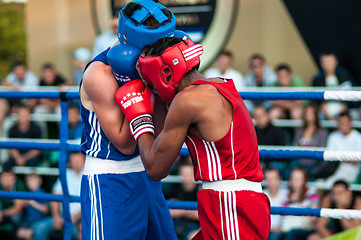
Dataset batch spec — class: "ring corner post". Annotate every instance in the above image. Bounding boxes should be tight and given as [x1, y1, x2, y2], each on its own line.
[59, 92, 73, 240]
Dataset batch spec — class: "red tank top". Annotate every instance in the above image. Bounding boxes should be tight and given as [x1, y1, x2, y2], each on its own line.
[184, 79, 264, 182]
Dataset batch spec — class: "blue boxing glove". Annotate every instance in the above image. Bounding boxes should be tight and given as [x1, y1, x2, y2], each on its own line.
[107, 44, 142, 86]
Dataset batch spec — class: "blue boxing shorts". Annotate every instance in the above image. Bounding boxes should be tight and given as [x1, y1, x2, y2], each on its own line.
[81, 156, 177, 240]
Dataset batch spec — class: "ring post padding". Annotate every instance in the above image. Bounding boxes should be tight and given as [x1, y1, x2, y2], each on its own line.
[65, 91, 80, 100]
[59, 99, 73, 240]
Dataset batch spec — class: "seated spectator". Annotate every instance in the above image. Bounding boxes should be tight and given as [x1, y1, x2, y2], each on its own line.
[0, 99, 11, 137]
[244, 53, 277, 112]
[16, 173, 48, 240]
[204, 50, 244, 91]
[68, 104, 82, 141]
[3, 105, 42, 168]
[307, 180, 361, 240]
[169, 162, 200, 240]
[282, 167, 319, 240]
[245, 53, 277, 87]
[253, 105, 287, 174]
[32, 62, 67, 114]
[312, 52, 355, 89]
[292, 104, 328, 175]
[311, 52, 355, 120]
[3, 61, 39, 112]
[254, 105, 286, 146]
[0, 166, 26, 239]
[263, 168, 288, 240]
[0, 99, 12, 164]
[269, 63, 304, 120]
[33, 62, 67, 139]
[32, 152, 84, 240]
[72, 47, 92, 87]
[316, 112, 361, 189]
[3, 61, 39, 90]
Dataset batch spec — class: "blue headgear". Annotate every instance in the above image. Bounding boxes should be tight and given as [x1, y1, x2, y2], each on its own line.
[117, 0, 176, 51]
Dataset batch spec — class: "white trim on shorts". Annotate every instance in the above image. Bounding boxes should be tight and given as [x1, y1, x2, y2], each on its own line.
[202, 178, 263, 193]
[83, 155, 145, 175]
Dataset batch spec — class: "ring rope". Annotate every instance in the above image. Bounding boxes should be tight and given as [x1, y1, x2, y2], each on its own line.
[1, 190, 361, 220]
[1, 139, 360, 161]
[238, 91, 361, 101]
[1, 90, 361, 101]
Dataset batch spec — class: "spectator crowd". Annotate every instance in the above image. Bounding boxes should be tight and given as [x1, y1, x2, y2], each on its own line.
[0, 48, 361, 240]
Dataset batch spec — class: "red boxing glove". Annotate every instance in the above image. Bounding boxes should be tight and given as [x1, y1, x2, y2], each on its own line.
[115, 79, 155, 140]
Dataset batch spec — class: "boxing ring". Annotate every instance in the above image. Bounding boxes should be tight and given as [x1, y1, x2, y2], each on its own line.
[0, 90, 361, 239]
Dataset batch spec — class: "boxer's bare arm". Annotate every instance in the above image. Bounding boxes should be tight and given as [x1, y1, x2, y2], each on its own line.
[138, 85, 232, 181]
[137, 92, 196, 181]
[81, 62, 137, 155]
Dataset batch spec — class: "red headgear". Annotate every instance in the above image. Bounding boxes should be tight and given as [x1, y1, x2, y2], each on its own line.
[138, 38, 203, 102]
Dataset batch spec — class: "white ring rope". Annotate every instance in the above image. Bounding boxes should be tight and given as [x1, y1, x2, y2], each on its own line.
[324, 91, 361, 101]
[320, 209, 361, 220]
[323, 151, 361, 161]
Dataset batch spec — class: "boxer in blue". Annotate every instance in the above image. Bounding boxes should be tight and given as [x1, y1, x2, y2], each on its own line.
[79, 1, 180, 239]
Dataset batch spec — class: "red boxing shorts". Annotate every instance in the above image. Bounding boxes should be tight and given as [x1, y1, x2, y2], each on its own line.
[193, 189, 270, 240]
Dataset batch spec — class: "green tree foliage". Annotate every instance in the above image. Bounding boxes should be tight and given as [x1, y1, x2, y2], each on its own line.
[0, 2, 26, 82]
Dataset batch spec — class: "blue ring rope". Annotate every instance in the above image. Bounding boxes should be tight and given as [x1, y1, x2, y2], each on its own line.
[0, 141, 327, 160]
[238, 91, 325, 100]
[0, 190, 323, 217]
[0, 91, 78, 100]
[0, 91, 327, 100]
[181, 147, 325, 160]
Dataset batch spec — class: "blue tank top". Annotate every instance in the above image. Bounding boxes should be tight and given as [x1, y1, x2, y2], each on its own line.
[80, 48, 139, 161]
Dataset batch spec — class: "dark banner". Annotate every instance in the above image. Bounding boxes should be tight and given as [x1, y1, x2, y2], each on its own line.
[283, 0, 361, 85]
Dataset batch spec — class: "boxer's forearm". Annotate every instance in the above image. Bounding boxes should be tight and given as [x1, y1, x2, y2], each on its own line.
[138, 133, 156, 175]
[138, 131, 180, 181]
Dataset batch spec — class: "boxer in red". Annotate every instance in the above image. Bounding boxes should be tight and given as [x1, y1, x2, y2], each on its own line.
[115, 37, 271, 240]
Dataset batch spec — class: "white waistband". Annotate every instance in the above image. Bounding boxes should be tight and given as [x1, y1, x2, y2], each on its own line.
[202, 178, 263, 193]
[83, 155, 145, 175]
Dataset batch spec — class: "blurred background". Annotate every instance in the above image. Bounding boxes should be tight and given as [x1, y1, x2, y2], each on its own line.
[1, 0, 360, 85]
[1, 1, 361, 239]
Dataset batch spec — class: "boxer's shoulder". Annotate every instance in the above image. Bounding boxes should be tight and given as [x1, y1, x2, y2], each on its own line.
[82, 62, 118, 101]
[84, 61, 110, 76]
[176, 83, 222, 106]
[170, 85, 217, 117]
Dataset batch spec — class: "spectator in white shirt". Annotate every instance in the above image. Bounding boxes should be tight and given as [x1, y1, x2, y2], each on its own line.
[318, 112, 361, 189]
[204, 50, 244, 91]
[3, 61, 39, 90]
[263, 168, 288, 240]
[32, 152, 85, 240]
[92, 12, 119, 57]
[245, 53, 277, 88]
[3, 61, 39, 111]
[244, 53, 277, 113]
